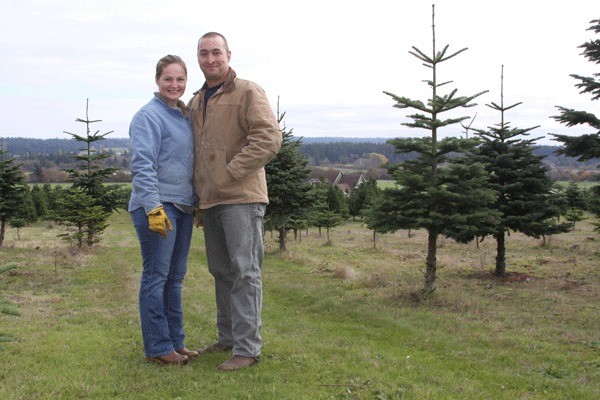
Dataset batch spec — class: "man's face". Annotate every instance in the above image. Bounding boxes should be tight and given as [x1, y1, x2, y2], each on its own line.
[197, 36, 231, 85]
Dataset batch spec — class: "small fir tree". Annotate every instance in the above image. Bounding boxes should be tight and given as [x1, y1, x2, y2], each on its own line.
[264, 106, 313, 251]
[308, 180, 333, 238]
[348, 178, 380, 220]
[30, 184, 48, 219]
[0, 147, 27, 248]
[8, 218, 26, 240]
[470, 66, 571, 276]
[51, 187, 110, 250]
[61, 99, 117, 246]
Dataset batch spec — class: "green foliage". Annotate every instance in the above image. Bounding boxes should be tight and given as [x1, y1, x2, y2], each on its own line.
[469, 67, 572, 275]
[0, 148, 28, 248]
[372, 5, 490, 291]
[326, 184, 348, 219]
[348, 177, 379, 219]
[551, 18, 600, 161]
[552, 19, 600, 230]
[60, 99, 117, 247]
[565, 181, 587, 210]
[265, 110, 313, 251]
[50, 187, 110, 249]
[14, 188, 37, 223]
[30, 184, 48, 217]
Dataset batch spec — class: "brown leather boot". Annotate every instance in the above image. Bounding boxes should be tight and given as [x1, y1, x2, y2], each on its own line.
[147, 351, 189, 365]
[196, 342, 233, 355]
[176, 348, 199, 359]
[218, 355, 260, 371]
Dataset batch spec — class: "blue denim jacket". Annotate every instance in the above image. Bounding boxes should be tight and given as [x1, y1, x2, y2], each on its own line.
[128, 95, 197, 214]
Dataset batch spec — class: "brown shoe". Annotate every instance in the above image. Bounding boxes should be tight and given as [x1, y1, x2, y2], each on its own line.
[218, 355, 260, 371]
[176, 348, 199, 359]
[196, 342, 233, 355]
[147, 351, 188, 365]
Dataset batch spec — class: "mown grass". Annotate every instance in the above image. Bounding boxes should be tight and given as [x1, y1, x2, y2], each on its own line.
[0, 212, 598, 399]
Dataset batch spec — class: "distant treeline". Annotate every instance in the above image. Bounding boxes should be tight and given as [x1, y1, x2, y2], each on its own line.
[0, 137, 130, 156]
[2, 136, 599, 170]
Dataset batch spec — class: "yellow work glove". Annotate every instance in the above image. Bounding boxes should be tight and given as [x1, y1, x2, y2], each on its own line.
[147, 206, 173, 237]
[194, 208, 203, 228]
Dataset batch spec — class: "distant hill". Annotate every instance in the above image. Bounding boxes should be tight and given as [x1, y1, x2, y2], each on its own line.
[1, 136, 599, 172]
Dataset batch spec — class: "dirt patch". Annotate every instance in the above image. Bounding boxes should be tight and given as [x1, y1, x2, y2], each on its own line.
[463, 270, 536, 284]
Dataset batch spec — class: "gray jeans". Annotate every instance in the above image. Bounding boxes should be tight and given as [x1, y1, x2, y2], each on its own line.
[202, 203, 265, 357]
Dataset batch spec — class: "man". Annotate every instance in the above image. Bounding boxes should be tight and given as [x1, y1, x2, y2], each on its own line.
[190, 32, 282, 371]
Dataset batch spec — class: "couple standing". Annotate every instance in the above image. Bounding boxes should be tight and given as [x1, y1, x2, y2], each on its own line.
[127, 32, 282, 371]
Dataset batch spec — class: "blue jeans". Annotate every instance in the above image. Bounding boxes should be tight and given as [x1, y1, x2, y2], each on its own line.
[131, 203, 193, 358]
[202, 203, 265, 358]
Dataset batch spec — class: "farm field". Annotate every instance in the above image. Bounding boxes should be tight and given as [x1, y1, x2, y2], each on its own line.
[0, 212, 598, 399]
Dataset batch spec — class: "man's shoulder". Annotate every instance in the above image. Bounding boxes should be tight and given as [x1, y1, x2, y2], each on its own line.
[232, 77, 266, 96]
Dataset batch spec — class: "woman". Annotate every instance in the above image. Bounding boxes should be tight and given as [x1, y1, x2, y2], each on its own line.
[128, 55, 198, 365]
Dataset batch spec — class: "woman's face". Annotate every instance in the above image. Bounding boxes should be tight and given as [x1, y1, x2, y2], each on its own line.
[156, 63, 187, 107]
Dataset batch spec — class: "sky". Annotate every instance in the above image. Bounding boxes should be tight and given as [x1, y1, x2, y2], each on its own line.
[1, 0, 598, 146]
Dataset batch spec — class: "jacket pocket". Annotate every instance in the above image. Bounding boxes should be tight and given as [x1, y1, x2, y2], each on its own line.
[201, 148, 244, 203]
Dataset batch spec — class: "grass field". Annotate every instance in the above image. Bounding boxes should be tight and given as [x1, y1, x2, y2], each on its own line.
[0, 211, 598, 399]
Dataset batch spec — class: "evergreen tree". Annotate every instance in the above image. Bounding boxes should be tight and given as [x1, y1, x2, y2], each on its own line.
[51, 187, 110, 249]
[565, 182, 587, 210]
[264, 107, 313, 251]
[348, 178, 379, 220]
[44, 183, 61, 214]
[0, 148, 27, 248]
[31, 162, 45, 183]
[552, 19, 600, 161]
[30, 184, 48, 218]
[552, 19, 600, 231]
[62, 99, 117, 246]
[13, 188, 37, 223]
[372, 5, 494, 292]
[326, 184, 348, 220]
[307, 180, 333, 238]
[8, 218, 26, 240]
[471, 66, 571, 276]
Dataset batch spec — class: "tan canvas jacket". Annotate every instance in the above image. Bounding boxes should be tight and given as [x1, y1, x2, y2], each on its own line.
[189, 68, 282, 209]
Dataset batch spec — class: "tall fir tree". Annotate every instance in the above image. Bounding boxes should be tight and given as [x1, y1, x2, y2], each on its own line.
[371, 5, 496, 293]
[552, 19, 600, 231]
[471, 66, 571, 276]
[264, 106, 313, 251]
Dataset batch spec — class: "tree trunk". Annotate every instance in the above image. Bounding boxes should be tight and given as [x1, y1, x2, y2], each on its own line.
[373, 230, 377, 249]
[278, 227, 287, 251]
[494, 231, 506, 276]
[0, 219, 6, 249]
[424, 229, 437, 292]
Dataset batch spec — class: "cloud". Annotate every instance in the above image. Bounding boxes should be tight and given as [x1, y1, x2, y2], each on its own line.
[0, 0, 597, 145]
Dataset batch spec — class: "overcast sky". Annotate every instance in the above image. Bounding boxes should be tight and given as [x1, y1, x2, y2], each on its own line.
[1, 0, 597, 145]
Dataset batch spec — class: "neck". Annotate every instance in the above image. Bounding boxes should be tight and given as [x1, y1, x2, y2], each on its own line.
[206, 79, 224, 88]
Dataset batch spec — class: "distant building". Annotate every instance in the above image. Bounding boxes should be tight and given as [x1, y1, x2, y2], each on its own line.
[308, 169, 366, 195]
